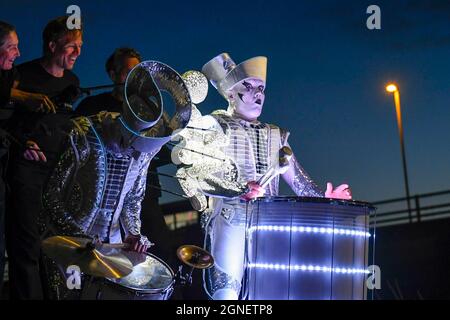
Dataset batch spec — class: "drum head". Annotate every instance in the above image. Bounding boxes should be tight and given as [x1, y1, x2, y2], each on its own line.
[108, 253, 174, 293]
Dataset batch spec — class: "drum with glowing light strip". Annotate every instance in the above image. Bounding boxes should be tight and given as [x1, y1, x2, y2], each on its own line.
[244, 197, 375, 300]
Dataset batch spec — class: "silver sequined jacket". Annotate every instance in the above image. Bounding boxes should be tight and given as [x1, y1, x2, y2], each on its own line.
[202, 110, 324, 227]
[212, 110, 324, 199]
[42, 117, 152, 243]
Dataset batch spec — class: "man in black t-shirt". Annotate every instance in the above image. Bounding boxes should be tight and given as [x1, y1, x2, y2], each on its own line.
[6, 16, 83, 300]
[0, 22, 56, 121]
[76, 48, 175, 269]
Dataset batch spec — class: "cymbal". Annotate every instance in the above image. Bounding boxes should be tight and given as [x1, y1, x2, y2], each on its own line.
[42, 236, 133, 279]
[176, 245, 214, 269]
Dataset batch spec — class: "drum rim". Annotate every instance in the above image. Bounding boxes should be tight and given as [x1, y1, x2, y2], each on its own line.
[253, 196, 376, 210]
[107, 252, 175, 294]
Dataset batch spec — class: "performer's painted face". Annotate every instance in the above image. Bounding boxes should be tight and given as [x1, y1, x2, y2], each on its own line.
[229, 78, 265, 121]
[0, 31, 20, 70]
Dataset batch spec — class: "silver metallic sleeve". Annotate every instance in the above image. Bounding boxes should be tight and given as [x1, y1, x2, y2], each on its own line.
[120, 154, 151, 236]
[281, 141, 324, 198]
[42, 128, 90, 235]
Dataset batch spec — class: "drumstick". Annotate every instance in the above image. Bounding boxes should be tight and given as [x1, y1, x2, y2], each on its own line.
[257, 146, 293, 188]
[257, 166, 276, 188]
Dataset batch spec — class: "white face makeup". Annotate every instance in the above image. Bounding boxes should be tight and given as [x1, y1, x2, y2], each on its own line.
[229, 78, 265, 122]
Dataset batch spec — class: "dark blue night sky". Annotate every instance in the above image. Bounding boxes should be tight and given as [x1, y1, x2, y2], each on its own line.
[2, 0, 449, 204]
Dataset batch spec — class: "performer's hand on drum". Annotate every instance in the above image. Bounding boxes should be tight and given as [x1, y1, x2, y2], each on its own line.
[124, 234, 152, 253]
[325, 183, 352, 200]
[241, 181, 265, 201]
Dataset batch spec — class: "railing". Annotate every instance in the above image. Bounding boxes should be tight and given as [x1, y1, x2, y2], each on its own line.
[162, 190, 450, 229]
[370, 189, 450, 227]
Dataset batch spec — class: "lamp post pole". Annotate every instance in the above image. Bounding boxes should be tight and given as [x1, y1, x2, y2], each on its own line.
[386, 84, 412, 223]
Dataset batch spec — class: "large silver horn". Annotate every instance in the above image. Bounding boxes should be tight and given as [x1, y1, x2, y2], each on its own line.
[122, 62, 163, 131]
[119, 60, 192, 155]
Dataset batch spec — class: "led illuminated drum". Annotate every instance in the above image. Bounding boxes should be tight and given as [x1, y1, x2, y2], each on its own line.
[245, 197, 375, 300]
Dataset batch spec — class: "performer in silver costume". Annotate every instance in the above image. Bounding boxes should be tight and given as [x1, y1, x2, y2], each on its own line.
[40, 61, 192, 299]
[176, 53, 352, 300]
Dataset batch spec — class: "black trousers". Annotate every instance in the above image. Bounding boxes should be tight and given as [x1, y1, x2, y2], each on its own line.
[6, 162, 46, 299]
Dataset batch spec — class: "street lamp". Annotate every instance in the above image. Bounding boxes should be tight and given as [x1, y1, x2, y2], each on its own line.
[386, 83, 412, 222]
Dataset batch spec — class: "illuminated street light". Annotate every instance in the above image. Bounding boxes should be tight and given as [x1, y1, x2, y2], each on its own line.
[386, 84, 398, 93]
[386, 83, 412, 222]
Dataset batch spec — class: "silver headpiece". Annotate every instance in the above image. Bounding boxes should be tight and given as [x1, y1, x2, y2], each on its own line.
[201, 53, 267, 98]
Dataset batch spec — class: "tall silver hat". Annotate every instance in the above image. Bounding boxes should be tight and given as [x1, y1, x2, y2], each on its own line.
[118, 60, 192, 155]
[201, 53, 267, 98]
